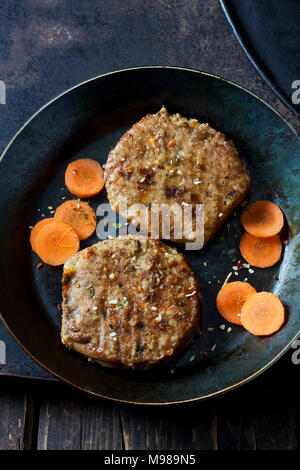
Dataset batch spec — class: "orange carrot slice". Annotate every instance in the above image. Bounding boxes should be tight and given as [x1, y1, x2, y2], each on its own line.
[65, 158, 104, 198]
[241, 292, 285, 336]
[54, 200, 97, 240]
[30, 218, 54, 253]
[240, 232, 282, 268]
[35, 221, 79, 266]
[216, 281, 257, 325]
[241, 200, 284, 238]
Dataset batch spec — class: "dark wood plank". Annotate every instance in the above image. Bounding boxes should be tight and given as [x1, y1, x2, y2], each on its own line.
[216, 390, 256, 449]
[254, 391, 298, 450]
[119, 403, 218, 450]
[37, 385, 123, 450]
[80, 400, 123, 450]
[0, 380, 26, 449]
[216, 389, 299, 450]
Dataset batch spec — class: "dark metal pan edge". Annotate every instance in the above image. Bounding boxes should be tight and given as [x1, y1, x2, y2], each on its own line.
[219, 0, 300, 120]
[0, 66, 299, 405]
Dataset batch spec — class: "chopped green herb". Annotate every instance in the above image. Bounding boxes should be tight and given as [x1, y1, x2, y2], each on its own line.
[109, 323, 114, 329]
[83, 213, 88, 219]
[166, 173, 171, 177]
[144, 201, 151, 206]
[71, 278, 77, 285]
[112, 222, 122, 229]
[86, 282, 93, 289]
[139, 177, 146, 183]
[88, 288, 95, 299]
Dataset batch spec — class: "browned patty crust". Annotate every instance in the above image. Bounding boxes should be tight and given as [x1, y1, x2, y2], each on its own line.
[104, 107, 251, 244]
[61, 236, 200, 369]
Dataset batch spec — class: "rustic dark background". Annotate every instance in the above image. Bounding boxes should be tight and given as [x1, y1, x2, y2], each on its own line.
[0, 0, 299, 450]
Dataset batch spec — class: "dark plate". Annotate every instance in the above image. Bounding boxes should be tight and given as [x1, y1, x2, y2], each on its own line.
[220, 0, 300, 119]
[0, 66, 299, 405]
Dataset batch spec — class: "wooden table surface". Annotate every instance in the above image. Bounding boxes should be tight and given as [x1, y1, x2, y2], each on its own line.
[0, 0, 299, 450]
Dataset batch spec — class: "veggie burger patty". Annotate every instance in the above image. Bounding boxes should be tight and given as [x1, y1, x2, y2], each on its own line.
[61, 236, 200, 369]
[104, 107, 251, 244]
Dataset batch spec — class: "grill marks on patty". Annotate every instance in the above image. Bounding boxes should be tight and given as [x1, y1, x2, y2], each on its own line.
[61, 236, 200, 369]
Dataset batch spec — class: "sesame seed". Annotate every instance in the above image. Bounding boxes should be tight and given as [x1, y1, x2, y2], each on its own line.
[227, 327, 232, 333]
[219, 324, 226, 330]
[207, 327, 214, 332]
[170, 369, 175, 374]
[222, 272, 232, 288]
[234, 272, 239, 276]
[109, 299, 118, 305]
[151, 306, 157, 311]
[109, 273, 116, 280]
[232, 266, 238, 271]
[211, 344, 216, 351]
[248, 268, 254, 274]
[109, 332, 116, 337]
[219, 212, 223, 217]
[93, 306, 97, 311]
[186, 290, 196, 297]
[189, 355, 195, 361]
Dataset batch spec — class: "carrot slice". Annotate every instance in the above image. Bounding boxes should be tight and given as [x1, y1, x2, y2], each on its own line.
[35, 221, 79, 266]
[241, 292, 285, 336]
[240, 232, 282, 268]
[54, 200, 97, 240]
[241, 200, 283, 238]
[216, 281, 257, 325]
[30, 218, 54, 253]
[65, 158, 104, 198]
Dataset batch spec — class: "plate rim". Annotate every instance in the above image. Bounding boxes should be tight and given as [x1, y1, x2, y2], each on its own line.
[1, 65, 299, 405]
